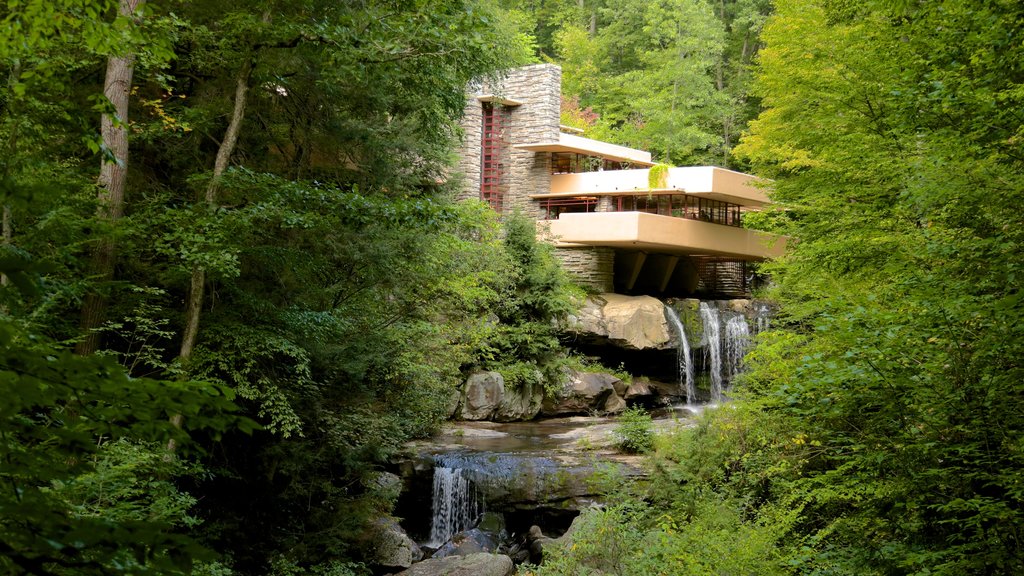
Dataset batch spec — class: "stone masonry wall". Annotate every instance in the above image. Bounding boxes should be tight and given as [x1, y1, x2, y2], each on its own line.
[554, 246, 615, 293]
[455, 90, 482, 202]
[455, 64, 561, 221]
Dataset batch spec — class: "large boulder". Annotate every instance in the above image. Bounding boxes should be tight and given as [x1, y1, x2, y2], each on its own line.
[459, 371, 543, 422]
[541, 370, 626, 416]
[566, 294, 673, 350]
[460, 372, 504, 420]
[494, 373, 544, 422]
[624, 378, 653, 400]
[364, 517, 423, 569]
[431, 528, 499, 558]
[395, 552, 514, 576]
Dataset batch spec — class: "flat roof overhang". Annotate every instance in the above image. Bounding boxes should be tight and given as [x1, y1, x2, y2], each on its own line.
[475, 94, 524, 106]
[514, 133, 655, 166]
[546, 166, 770, 208]
[542, 212, 788, 261]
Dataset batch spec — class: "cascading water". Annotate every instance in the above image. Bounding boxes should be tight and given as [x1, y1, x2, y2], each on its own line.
[699, 303, 723, 403]
[664, 307, 695, 405]
[426, 458, 482, 547]
[754, 304, 771, 334]
[723, 313, 750, 383]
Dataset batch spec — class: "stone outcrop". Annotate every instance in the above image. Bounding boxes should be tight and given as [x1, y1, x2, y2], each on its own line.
[365, 517, 423, 569]
[394, 552, 515, 576]
[526, 515, 584, 564]
[458, 371, 543, 422]
[541, 370, 626, 417]
[624, 378, 653, 400]
[566, 294, 673, 350]
[460, 372, 504, 420]
[431, 528, 499, 558]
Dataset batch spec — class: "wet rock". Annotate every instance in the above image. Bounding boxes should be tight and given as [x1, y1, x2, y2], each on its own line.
[432, 528, 498, 558]
[476, 511, 506, 535]
[365, 517, 423, 569]
[541, 370, 623, 416]
[394, 552, 514, 576]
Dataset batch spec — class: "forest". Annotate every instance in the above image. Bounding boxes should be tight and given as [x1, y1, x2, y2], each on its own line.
[2, 0, 1023, 575]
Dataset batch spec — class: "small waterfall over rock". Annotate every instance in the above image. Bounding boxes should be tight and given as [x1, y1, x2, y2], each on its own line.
[664, 307, 695, 404]
[426, 457, 482, 547]
[723, 314, 751, 383]
[754, 304, 771, 334]
[699, 303, 723, 403]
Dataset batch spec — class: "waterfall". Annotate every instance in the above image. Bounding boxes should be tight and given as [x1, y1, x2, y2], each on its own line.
[665, 307, 695, 404]
[754, 304, 771, 334]
[723, 314, 751, 383]
[426, 461, 481, 547]
[699, 303, 723, 403]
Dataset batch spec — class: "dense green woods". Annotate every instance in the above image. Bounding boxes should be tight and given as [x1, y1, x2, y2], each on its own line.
[532, 1, 1024, 575]
[0, 1, 549, 573]
[506, 0, 769, 166]
[4, 0, 1024, 574]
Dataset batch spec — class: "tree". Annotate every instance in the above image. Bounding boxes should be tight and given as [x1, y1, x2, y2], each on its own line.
[726, 0, 1024, 572]
[549, 0, 769, 166]
[76, 0, 153, 355]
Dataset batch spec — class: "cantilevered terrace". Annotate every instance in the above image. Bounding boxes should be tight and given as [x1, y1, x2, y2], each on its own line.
[534, 165, 785, 262]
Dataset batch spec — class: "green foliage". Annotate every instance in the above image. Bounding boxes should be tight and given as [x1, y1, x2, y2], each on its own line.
[0, 316, 248, 575]
[535, 0, 772, 166]
[694, 0, 1024, 573]
[526, 499, 786, 576]
[0, 0, 546, 572]
[613, 406, 654, 454]
[477, 211, 582, 396]
[647, 162, 670, 189]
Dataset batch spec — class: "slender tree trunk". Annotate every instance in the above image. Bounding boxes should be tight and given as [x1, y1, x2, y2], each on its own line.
[2, 61, 21, 289]
[1, 205, 10, 287]
[76, 0, 145, 355]
[177, 62, 251, 363]
[167, 60, 252, 449]
[587, 0, 597, 37]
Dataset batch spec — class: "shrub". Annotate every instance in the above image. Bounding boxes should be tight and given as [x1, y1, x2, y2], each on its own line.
[614, 406, 654, 453]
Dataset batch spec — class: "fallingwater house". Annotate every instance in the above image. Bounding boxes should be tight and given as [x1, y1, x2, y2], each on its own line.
[455, 64, 786, 298]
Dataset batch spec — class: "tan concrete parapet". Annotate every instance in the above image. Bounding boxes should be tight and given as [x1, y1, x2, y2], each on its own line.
[548, 166, 770, 207]
[545, 212, 788, 261]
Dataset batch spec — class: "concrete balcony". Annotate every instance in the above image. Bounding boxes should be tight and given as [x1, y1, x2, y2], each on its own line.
[549, 166, 769, 207]
[543, 212, 787, 261]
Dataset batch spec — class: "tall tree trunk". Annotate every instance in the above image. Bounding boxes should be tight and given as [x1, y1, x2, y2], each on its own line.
[167, 60, 252, 449]
[1, 205, 10, 288]
[2, 61, 21, 289]
[76, 0, 145, 355]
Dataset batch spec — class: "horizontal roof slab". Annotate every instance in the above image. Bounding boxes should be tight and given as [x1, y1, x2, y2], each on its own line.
[515, 133, 655, 166]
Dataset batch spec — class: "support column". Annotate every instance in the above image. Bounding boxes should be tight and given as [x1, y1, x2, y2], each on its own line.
[620, 251, 647, 291]
[657, 255, 679, 293]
